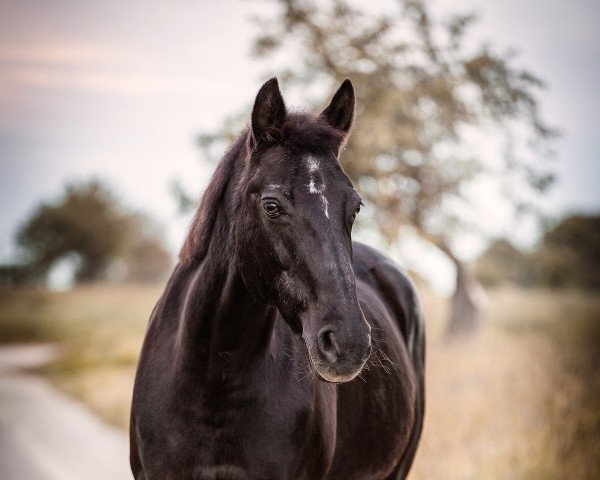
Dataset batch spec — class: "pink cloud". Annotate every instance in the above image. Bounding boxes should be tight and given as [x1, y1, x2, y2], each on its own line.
[2, 67, 190, 96]
[0, 43, 125, 65]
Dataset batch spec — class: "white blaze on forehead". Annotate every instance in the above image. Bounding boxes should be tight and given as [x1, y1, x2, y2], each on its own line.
[320, 196, 329, 218]
[308, 179, 323, 194]
[307, 157, 319, 173]
[305, 155, 329, 218]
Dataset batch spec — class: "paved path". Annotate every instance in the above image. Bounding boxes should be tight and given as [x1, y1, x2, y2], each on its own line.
[0, 344, 131, 480]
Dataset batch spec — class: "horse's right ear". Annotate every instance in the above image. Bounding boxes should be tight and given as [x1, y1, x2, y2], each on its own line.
[250, 78, 286, 148]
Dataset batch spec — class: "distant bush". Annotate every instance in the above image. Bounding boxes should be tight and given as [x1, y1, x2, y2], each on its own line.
[475, 239, 534, 287]
[476, 214, 600, 289]
[534, 214, 600, 288]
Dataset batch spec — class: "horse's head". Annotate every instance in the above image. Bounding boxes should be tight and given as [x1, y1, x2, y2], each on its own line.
[234, 78, 371, 383]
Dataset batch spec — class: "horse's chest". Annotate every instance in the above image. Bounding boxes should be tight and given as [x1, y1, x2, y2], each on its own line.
[139, 376, 323, 479]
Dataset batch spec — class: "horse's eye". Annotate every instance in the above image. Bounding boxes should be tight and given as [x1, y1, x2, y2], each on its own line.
[263, 201, 282, 218]
[352, 204, 361, 220]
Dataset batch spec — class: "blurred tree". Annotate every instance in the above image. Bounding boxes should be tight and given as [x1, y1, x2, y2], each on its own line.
[255, 0, 559, 336]
[120, 212, 173, 284]
[184, 0, 558, 335]
[17, 180, 171, 284]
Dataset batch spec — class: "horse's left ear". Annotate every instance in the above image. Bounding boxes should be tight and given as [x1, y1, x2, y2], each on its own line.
[320, 79, 355, 135]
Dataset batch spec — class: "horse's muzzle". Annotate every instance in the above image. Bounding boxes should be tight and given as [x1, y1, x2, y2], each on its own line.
[308, 326, 372, 383]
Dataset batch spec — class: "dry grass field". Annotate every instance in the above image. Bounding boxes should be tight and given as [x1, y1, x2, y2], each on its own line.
[412, 287, 600, 479]
[0, 284, 598, 479]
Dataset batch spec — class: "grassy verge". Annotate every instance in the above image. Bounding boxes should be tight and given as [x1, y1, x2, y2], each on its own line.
[0, 285, 160, 428]
[0, 284, 598, 478]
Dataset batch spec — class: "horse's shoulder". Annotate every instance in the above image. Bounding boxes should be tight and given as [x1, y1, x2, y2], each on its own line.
[352, 241, 424, 368]
[352, 242, 414, 292]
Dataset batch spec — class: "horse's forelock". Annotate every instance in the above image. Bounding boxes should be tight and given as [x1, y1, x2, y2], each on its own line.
[282, 112, 347, 154]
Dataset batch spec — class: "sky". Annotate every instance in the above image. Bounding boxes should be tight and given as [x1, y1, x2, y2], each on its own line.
[1, 0, 599, 289]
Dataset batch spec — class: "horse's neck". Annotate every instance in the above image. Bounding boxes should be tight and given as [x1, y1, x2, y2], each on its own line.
[173, 226, 276, 380]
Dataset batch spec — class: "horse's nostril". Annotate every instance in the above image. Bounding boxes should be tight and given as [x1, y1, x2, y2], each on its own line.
[318, 329, 340, 362]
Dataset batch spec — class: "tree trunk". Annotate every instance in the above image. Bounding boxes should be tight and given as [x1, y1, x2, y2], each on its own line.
[416, 231, 487, 337]
[446, 260, 487, 337]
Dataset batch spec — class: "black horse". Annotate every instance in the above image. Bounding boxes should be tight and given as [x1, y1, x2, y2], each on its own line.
[130, 78, 425, 479]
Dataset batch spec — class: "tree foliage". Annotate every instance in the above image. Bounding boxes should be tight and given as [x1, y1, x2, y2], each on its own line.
[16, 180, 171, 284]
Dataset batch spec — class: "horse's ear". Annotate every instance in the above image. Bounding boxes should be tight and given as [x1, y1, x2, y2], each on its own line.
[250, 77, 286, 147]
[320, 79, 355, 134]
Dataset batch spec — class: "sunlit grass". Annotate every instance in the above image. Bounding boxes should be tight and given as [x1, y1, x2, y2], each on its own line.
[411, 286, 600, 480]
[0, 284, 598, 478]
